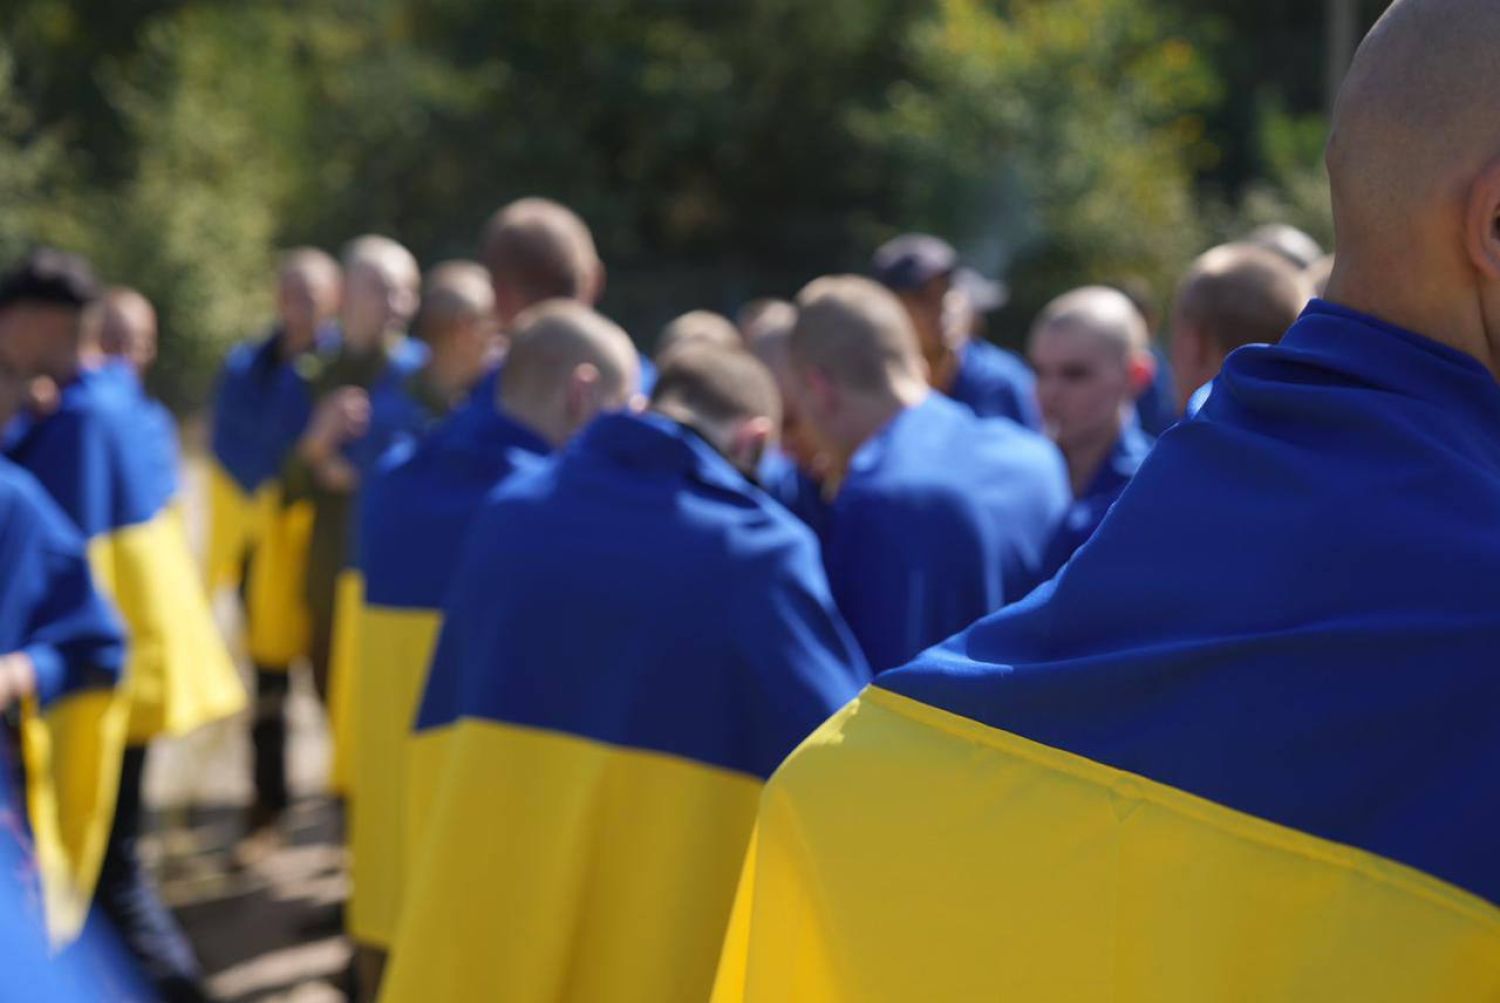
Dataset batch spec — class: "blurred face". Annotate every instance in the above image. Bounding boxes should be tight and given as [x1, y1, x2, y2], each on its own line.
[770, 367, 822, 475]
[0, 343, 26, 427]
[341, 261, 414, 350]
[1030, 323, 1132, 454]
[0, 304, 75, 382]
[279, 269, 339, 352]
[101, 302, 158, 377]
[895, 277, 948, 362]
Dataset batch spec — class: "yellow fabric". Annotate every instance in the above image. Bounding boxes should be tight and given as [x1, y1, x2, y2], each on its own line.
[89, 511, 245, 743]
[19, 687, 128, 944]
[245, 490, 313, 669]
[382, 719, 762, 1003]
[712, 688, 1500, 1002]
[326, 568, 364, 796]
[203, 463, 257, 594]
[400, 724, 452, 895]
[347, 604, 442, 947]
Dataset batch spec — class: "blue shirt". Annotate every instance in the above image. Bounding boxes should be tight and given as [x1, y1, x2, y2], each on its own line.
[948, 340, 1042, 430]
[0, 458, 124, 705]
[210, 328, 322, 495]
[1133, 344, 1179, 436]
[757, 449, 831, 541]
[1021, 422, 1154, 594]
[362, 398, 551, 611]
[416, 411, 869, 780]
[824, 393, 1069, 672]
[882, 299, 1500, 908]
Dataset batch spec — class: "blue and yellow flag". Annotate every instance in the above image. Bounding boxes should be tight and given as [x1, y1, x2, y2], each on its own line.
[713, 301, 1500, 1001]
[206, 330, 317, 595]
[0, 457, 125, 944]
[382, 412, 868, 1003]
[348, 397, 550, 948]
[8, 367, 244, 746]
[823, 392, 1068, 671]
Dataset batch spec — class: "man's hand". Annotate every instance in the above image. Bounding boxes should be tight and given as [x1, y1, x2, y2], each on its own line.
[0, 653, 37, 712]
[298, 387, 371, 467]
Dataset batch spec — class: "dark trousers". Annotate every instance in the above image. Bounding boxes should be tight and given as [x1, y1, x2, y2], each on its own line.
[95, 745, 207, 1002]
[251, 669, 292, 820]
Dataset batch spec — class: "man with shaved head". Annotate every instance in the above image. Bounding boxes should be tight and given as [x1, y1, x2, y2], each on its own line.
[384, 342, 866, 1003]
[654, 309, 741, 363]
[1023, 286, 1156, 590]
[1245, 222, 1325, 271]
[786, 275, 1067, 670]
[748, 305, 833, 536]
[1171, 242, 1311, 415]
[95, 287, 182, 508]
[713, 5, 1500, 999]
[346, 300, 635, 995]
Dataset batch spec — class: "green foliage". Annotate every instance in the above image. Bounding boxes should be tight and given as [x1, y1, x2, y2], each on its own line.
[0, 0, 1343, 404]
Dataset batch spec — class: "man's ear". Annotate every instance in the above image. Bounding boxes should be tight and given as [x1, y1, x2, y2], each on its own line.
[566, 362, 603, 426]
[730, 415, 774, 474]
[1127, 351, 1158, 396]
[1464, 156, 1500, 281]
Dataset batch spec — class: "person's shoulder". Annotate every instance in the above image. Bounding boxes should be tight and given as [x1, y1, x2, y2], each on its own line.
[0, 457, 83, 547]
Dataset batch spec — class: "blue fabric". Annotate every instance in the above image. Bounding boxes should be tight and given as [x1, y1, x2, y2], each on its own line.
[757, 449, 831, 541]
[415, 411, 869, 780]
[1185, 379, 1213, 419]
[210, 328, 322, 495]
[637, 353, 658, 397]
[1020, 423, 1154, 595]
[881, 299, 1500, 907]
[5, 367, 163, 539]
[948, 340, 1042, 430]
[824, 393, 1069, 672]
[362, 398, 551, 611]
[0, 458, 123, 705]
[1133, 344, 1179, 437]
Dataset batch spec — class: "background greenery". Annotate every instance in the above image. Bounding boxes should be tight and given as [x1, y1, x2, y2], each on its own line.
[0, 0, 1386, 410]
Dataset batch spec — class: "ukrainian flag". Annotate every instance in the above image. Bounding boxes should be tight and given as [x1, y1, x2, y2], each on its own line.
[8, 367, 244, 745]
[0, 457, 125, 944]
[348, 398, 549, 948]
[381, 412, 868, 1003]
[713, 301, 1500, 1001]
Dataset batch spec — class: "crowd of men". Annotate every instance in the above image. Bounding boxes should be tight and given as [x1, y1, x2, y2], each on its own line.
[0, 0, 1497, 999]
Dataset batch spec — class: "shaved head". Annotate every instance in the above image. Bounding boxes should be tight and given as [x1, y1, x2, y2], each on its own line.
[341, 234, 420, 347]
[418, 260, 495, 340]
[656, 310, 741, 362]
[1031, 286, 1148, 362]
[98, 286, 158, 376]
[791, 275, 924, 393]
[1245, 224, 1324, 270]
[652, 344, 781, 435]
[277, 247, 341, 353]
[737, 298, 796, 342]
[1324, 0, 1500, 371]
[499, 301, 638, 445]
[1175, 244, 1309, 356]
[280, 247, 340, 291]
[481, 198, 602, 325]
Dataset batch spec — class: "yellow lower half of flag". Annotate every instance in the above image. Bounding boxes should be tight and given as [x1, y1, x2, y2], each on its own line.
[245, 493, 313, 669]
[382, 718, 761, 1003]
[712, 687, 1500, 1002]
[348, 604, 441, 947]
[89, 508, 246, 743]
[204, 463, 256, 595]
[20, 686, 129, 945]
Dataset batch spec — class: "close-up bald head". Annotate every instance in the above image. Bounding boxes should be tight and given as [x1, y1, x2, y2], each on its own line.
[1028, 286, 1153, 455]
[499, 300, 639, 447]
[1324, 0, 1500, 373]
[418, 260, 495, 341]
[98, 286, 159, 377]
[655, 310, 741, 363]
[1171, 243, 1310, 411]
[481, 198, 603, 327]
[791, 275, 925, 394]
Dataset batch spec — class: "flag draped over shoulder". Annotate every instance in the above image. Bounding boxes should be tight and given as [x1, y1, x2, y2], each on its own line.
[7, 367, 244, 746]
[348, 397, 549, 948]
[822, 392, 1068, 671]
[713, 301, 1500, 1002]
[0, 457, 125, 944]
[384, 412, 867, 1003]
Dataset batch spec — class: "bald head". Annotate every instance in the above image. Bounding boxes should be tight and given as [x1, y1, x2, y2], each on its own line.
[481, 198, 602, 327]
[1245, 224, 1324, 270]
[1031, 287, 1149, 361]
[1171, 243, 1310, 411]
[278, 248, 341, 353]
[737, 298, 796, 342]
[1324, 0, 1500, 371]
[499, 301, 639, 447]
[341, 235, 420, 348]
[791, 275, 924, 394]
[99, 287, 158, 377]
[651, 345, 782, 475]
[655, 310, 741, 362]
[418, 260, 495, 341]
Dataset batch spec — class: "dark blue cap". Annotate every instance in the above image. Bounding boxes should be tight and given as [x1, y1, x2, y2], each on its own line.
[871, 234, 957, 291]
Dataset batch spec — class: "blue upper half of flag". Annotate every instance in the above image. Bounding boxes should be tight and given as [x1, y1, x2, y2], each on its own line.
[880, 299, 1500, 906]
[5, 365, 169, 538]
[949, 339, 1043, 430]
[210, 329, 320, 494]
[823, 392, 1069, 672]
[361, 396, 551, 611]
[0, 457, 123, 705]
[415, 411, 869, 780]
